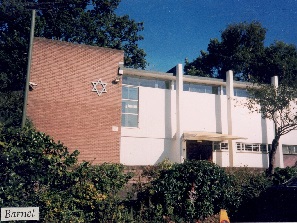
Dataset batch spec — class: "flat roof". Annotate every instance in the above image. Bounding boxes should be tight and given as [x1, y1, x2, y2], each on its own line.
[122, 67, 253, 89]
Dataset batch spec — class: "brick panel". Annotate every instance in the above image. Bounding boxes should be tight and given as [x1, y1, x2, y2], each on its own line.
[27, 38, 124, 164]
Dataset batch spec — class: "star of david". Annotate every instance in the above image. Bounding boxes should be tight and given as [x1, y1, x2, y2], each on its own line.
[91, 79, 107, 96]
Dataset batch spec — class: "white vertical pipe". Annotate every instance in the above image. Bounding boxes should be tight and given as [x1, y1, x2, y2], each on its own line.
[226, 70, 234, 167]
[176, 64, 184, 163]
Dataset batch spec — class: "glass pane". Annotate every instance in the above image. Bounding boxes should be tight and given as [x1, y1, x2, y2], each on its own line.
[122, 76, 129, 84]
[122, 114, 138, 127]
[122, 101, 138, 114]
[156, 80, 166, 89]
[140, 78, 155, 88]
[253, 145, 259, 151]
[122, 76, 140, 86]
[122, 86, 129, 99]
[205, 85, 212, 94]
[245, 144, 252, 151]
[183, 83, 190, 91]
[283, 145, 290, 154]
[289, 146, 295, 154]
[221, 143, 228, 150]
[234, 88, 249, 97]
[190, 84, 205, 93]
[293, 146, 297, 154]
[212, 86, 219, 95]
[129, 87, 138, 100]
[213, 142, 220, 150]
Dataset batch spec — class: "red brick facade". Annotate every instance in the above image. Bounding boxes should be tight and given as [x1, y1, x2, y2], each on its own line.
[27, 38, 123, 164]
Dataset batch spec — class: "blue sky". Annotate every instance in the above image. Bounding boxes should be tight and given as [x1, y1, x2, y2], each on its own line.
[116, 0, 297, 72]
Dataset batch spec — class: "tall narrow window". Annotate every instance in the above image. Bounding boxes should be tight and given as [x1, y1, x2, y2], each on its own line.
[122, 86, 139, 127]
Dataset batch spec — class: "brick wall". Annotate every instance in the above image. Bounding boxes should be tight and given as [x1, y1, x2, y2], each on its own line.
[27, 38, 124, 164]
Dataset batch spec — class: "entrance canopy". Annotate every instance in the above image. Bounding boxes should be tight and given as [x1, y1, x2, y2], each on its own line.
[183, 131, 247, 142]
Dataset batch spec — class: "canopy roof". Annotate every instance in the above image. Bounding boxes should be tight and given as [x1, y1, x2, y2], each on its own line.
[183, 131, 247, 142]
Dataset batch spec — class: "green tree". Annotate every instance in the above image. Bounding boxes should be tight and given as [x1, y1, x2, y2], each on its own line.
[185, 21, 297, 84]
[246, 83, 297, 175]
[260, 41, 297, 84]
[0, 0, 146, 127]
[185, 21, 266, 80]
[0, 123, 132, 222]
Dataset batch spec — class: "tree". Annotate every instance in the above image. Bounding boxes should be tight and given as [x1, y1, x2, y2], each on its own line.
[0, 0, 146, 126]
[185, 21, 297, 84]
[185, 21, 266, 80]
[0, 123, 132, 221]
[246, 82, 297, 175]
[259, 41, 297, 84]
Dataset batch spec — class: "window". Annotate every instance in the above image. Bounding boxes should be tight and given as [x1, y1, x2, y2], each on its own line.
[122, 75, 170, 89]
[283, 145, 297, 154]
[234, 88, 249, 97]
[184, 82, 218, 94]
[236, 142, 269, 152]
[213, 142, 229, 150]
[122, 86, 138, 127]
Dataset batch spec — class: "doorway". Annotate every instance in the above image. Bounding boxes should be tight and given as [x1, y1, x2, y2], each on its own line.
[186, 140, 213, 161]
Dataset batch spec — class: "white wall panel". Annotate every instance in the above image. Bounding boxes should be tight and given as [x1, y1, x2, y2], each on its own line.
[121, 86, 296, 167]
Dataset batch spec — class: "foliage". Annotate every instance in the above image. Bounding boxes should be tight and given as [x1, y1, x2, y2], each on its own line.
[185, 21, 297, 84]
[141, 158, 173, 180]
[0, 91, 24, 127]
[0, 0, 146, 127]
[1, 125, 296, 223]
[226, 168, 271, 219]
[262, 41, 297, 85]
[228, 167, 297, 222]
[135, 160, 238, 222]
[0, 124, 132, 222]
[230, 168, 271, 199]
[246, 83, 297, 174]
[272, 166, 297, 185]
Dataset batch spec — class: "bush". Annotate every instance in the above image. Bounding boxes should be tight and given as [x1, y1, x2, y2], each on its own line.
[0, 125, 133, 222]
[141, 158, 173, 181]
[135, 160, 237, 222]
[272, 166, 297, 185]
[227, 168, 271, 221]
[2, 123, 296, 222]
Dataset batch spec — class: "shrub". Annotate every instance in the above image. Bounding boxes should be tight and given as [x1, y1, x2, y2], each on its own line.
[141, 158, 173, 180]
[272, 166, 297, 185]
[135, 160, 236, 222]
[0, 125, 133, 222]
[227, 168, 271, 221]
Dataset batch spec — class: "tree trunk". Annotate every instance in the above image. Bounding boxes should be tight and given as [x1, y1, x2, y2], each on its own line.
[267, 137, 280, 176]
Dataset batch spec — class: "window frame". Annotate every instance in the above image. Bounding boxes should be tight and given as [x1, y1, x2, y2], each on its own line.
[236, 142, 269, 153]
[283, 145, 297, 154]
[213, 142, 229, 151]
[121, 85, 139, 128]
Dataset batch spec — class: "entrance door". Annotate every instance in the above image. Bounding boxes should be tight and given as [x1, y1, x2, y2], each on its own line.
[186, 140, 213, 161]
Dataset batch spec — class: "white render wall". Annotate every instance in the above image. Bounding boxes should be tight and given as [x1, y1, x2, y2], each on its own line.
[121, 87, 176, 165]
[120, 87, 268, 166]
[120, 74, 297, 167]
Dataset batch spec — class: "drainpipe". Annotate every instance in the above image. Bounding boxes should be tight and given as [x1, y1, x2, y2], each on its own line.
[176, 64, 185, 163]
[226, 70, 235, 167]
[22, 9, 36, 128]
